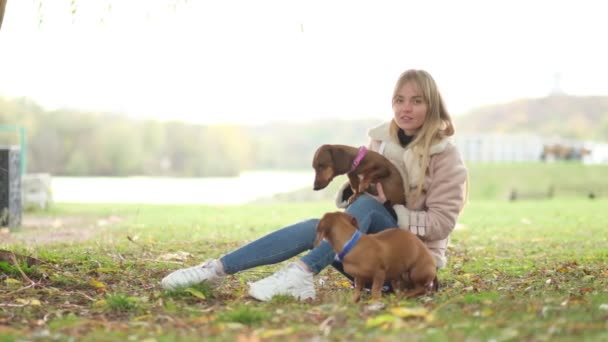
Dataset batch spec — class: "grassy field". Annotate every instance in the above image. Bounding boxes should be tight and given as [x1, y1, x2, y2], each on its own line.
[1, 196, 607, 341]
[268, 162, 608, 203]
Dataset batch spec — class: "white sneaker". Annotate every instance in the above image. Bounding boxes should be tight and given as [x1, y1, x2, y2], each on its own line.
[161, 259, 225, 290]
[248, 262, 316, 301]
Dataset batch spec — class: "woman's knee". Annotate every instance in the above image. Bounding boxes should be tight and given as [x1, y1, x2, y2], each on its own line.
[346, 194, 380, 214]
[299, 218, 320, 241]
[345, 194, 396, 231]
[301, 218, 319, 228]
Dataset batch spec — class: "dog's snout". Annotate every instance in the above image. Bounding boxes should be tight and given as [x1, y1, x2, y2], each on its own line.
[313, 179, 328, 190]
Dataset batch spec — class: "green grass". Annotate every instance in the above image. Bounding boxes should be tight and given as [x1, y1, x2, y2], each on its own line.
[465, 162, 608, 200]
[270, 162, 608, 203]
[0, 260, 38, 278]
[2, 196, 608, 341]
[103, 293, 140, 313]
[216, 305, 271, 326]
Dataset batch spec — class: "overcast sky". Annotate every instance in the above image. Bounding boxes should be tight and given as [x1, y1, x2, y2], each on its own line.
[1, 0, 607, 125]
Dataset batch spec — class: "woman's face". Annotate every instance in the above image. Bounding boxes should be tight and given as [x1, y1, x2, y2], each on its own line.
[392, 81, 428, 135]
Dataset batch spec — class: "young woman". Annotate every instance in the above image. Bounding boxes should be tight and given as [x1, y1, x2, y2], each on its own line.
[161, 69, 468, 301]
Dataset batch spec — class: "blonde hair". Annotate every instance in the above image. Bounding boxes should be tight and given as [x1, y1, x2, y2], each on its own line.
[389, 69, 455, 200]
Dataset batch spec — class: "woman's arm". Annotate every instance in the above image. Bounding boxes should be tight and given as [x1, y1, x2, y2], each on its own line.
[393, 146, 467, 241]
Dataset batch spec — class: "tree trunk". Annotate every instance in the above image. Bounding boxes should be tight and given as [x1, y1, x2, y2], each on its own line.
[0, 0, 7, 31]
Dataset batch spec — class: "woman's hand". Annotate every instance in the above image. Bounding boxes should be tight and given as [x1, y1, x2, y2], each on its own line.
[368, 182, 398, 220]
[367, 182, 387, 203]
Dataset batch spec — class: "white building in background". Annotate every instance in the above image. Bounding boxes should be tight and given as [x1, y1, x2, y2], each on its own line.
[583, 142, 608, 164]
[453, 134, 544, 162]
[453, 134, 608, 164]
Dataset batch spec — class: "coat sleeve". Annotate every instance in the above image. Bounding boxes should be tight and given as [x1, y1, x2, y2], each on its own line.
[334, 181, 352, 208]
[393, 146, 467, 241]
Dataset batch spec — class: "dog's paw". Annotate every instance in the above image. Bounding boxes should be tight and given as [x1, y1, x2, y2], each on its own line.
[347, 193, 361, 206]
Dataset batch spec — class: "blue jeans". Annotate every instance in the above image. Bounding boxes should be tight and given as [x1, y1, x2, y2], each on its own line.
[220, 194, 398, 275]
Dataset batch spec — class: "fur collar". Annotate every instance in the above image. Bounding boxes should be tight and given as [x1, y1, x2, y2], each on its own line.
[368, 121, 450, 187]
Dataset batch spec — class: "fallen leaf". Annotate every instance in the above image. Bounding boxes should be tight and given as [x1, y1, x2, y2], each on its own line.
[390, 307, 434, 322]
[318, 316, 334, 336]
[188, 315, 215, 324]
[222, 322, 246, 330]
[338, 281, 352, 288]
[365, 314, 399, 329]
[159, 252, 193, 261]
[481, 308, 495, 317]
[4, 278, 21, 285]
[89, 279, 106, 289]
[93, 299, 107, 307]
[15, 298, 41, 306]
[365, 301, 386, 312]
[184, 288, 206, 300]
[134, 315, 153, 321]
[540, 306, 551, 317]
[255, 327, 294, 339]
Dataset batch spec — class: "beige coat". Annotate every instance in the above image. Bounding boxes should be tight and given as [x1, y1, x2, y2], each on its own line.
[335, 122, 468, 268]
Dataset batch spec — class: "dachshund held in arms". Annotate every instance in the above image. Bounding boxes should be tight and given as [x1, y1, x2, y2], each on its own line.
[312, 144, 405, 206]
[314, 211, 438, 302]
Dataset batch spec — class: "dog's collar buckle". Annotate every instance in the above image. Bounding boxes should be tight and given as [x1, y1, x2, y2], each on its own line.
[335, 230, 362, 262]
[349, 146, 368, 173]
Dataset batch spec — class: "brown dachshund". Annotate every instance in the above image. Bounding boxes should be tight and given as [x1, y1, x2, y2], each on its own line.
[312, 144, 405, 205]
[314, 211, 437, 302]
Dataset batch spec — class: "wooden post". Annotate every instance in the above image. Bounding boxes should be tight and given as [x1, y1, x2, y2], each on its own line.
[0, 146, 21, 228]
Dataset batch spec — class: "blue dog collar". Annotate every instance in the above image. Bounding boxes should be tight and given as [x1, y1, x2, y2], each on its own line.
[335, 230, 362, 262]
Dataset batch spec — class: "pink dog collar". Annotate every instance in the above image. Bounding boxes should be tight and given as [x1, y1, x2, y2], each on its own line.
[349, 146, 367, 173]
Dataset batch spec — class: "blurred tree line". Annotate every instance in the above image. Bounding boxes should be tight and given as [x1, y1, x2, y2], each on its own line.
[0, 96, 380, 177]
[455, 95, 608, 141]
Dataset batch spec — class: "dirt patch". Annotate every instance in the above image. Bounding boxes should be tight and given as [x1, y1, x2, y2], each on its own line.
[0, 215, 122, 246]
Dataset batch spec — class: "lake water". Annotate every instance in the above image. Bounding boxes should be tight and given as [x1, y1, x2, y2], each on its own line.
[51, 170, 315, 205]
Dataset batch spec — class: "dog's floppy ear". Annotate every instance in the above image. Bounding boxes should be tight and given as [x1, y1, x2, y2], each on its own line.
[347, 213, 359, 229]
[312, 144, 328, 166]
[329, 146, 352, 174]
[314, 215, 331, 247]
